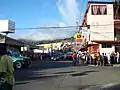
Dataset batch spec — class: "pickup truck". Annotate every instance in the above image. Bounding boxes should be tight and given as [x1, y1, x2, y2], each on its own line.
[8, 51, 31, 69]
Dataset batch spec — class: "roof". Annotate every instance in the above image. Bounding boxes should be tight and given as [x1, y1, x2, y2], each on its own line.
[0, 34, 24, 46]
[81, 4, 90, 27]
[79, 44, 98, 51]
[6, 37, 24, 46]
[88, 1, 113, 4]
[0, 34, 39, 48]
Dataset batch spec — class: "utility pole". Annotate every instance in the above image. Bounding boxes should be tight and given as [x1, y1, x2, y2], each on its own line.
[76, 21, 79, 32]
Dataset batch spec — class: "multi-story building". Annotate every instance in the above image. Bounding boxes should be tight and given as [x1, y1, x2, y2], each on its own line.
[82, 1, 120, 54]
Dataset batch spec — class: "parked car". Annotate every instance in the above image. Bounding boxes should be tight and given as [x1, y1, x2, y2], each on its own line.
[8, 51, 31, 69]
[51, 53, 65, 61]
[65, 52, 73, 60]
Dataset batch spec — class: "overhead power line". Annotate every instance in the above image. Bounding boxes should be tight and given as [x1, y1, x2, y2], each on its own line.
[15, 24, 114, 30]
[15, 26, 77, 30]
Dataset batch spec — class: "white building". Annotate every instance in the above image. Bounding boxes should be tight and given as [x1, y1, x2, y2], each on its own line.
[81, 1, 120, 54]
[34, 42, 72, 53]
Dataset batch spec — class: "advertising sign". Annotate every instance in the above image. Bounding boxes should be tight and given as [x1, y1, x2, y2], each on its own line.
[74, 32, 84, 45]
[0, 20, 15, 33]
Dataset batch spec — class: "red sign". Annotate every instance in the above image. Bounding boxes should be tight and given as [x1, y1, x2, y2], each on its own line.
[76, 39, 83, 42]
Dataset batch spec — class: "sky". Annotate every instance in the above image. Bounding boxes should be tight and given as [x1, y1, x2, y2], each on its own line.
[0, 0, 112, 41]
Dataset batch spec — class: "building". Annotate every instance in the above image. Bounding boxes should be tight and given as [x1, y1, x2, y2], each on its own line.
[81, 1, 120, 54]
[0, 34, 24, 52]
[0, 20, 38, 53]
[0, 34, 38, 53]
[34, 42, 73, 53]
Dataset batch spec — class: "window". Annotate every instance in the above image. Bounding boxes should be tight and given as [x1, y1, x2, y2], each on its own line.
[102, 44, 112, 48]
[91, 5, 107, 15]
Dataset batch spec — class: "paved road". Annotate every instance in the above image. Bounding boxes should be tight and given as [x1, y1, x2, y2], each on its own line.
[13, 60, 120, 90]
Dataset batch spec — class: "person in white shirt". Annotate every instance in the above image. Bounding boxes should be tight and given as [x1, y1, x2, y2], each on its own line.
[116, 52, 119, 64]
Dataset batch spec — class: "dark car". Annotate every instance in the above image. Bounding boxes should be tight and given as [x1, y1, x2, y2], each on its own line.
[51, 54, 60, 61]
[65, 52, 73, 60]
[51, 53, 65, 61]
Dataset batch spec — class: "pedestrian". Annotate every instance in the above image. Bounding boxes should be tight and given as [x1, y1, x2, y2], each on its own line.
[0, 48, 15, 90]
[107, 53, 111, 66]
[116, 52, 119, 64]
[111, 52, 115, 65]
[104, 53, 108, 66]
[72, 52, 78, 65]
[93, 53, 97, 66]
[101, 53, 104, 66]
[97, 52, 101, 66]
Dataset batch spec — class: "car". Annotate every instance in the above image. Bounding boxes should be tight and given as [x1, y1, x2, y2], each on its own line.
[51, 54, 60, 61]
[51, 53, 65, 61]
[8, 51, 31, 69]
[65, 52, 73, 60]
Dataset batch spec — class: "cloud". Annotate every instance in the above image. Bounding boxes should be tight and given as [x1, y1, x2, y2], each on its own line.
[10, 0, 81, 41]
[57, 0, 80, 25]
[10, 21, 76, 41]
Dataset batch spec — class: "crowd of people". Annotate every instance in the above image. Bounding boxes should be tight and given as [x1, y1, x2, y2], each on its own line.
[72, 51, 120, 66]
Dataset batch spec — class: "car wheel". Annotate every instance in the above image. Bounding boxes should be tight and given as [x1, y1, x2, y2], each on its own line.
[14, 61, 22, 69]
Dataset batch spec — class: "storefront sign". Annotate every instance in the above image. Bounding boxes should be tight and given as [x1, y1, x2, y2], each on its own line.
[74, 32, 84, 43]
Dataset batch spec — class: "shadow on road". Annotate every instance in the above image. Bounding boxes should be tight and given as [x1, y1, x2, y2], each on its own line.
[28, 60, 73, 70]
[54, 71, 76, 74]
[15, 82, 29, 85]
[71, 70, 99, 77]
[77, 85, 97, 90]
[15, 60, 73, 85]
[15, 74, 63, 85]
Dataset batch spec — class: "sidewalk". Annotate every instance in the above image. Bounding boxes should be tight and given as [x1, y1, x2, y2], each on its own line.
[113, 64, 120, 67]
[88, 64, 120, 67]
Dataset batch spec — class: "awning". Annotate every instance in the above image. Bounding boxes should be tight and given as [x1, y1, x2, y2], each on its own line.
[79, 44, 97, 51]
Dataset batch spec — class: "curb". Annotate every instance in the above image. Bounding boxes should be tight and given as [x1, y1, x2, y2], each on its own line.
[88, 64, 120, 67]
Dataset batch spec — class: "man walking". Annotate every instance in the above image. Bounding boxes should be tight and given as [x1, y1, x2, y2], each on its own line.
[72, 52, 79, 66]
[0, 47, 15, 90]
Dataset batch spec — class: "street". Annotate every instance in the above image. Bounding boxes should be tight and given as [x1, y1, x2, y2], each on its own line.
[14, 60, 120, 90]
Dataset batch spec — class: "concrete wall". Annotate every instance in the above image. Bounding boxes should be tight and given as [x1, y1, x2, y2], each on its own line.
[99, 44, 115, 54]
[87, 3, 114, 41]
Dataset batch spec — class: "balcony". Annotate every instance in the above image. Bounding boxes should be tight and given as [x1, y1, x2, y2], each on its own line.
[114, 5, 120, 29]
[114, 30, 120, 41]
[114, 21, 120, 29]
[114, 16, 120, 21]
[114, 5, 120, 21]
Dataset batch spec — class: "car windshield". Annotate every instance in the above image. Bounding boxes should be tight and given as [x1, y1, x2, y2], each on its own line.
[12, 51, 20, 57]
[52, 54, 59, 56]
